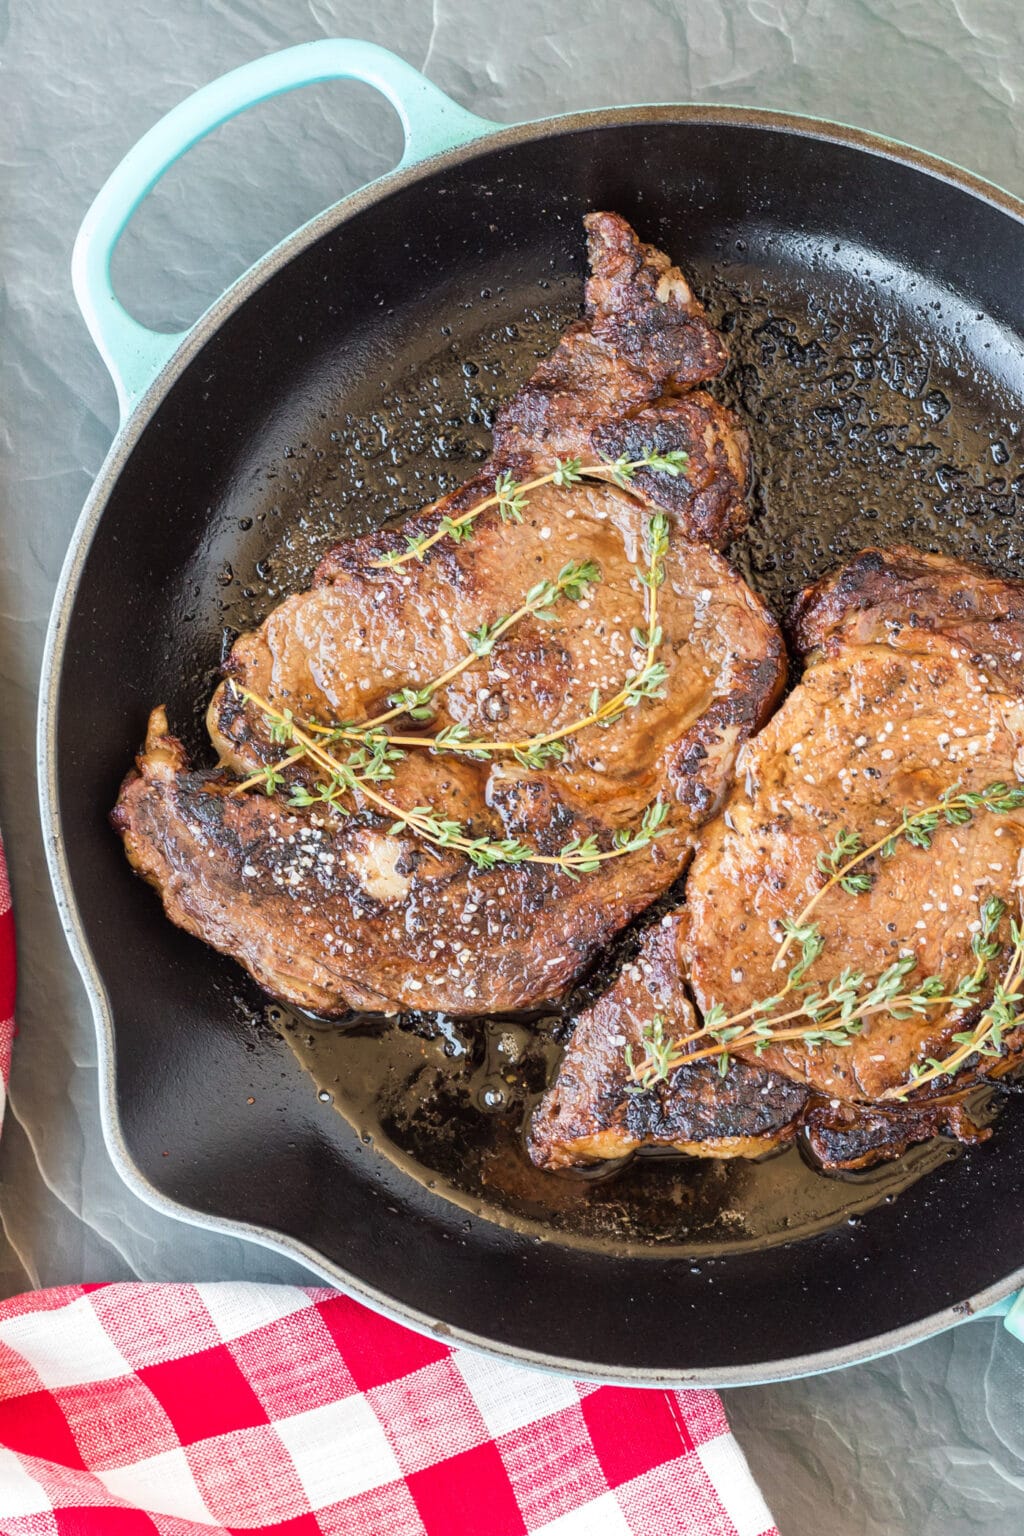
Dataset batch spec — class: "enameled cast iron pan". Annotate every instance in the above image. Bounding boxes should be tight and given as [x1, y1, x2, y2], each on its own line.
[39, 39, 1024, 1384]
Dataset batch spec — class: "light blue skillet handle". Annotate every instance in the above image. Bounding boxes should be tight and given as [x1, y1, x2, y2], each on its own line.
[974, 1290, 1024, 1339]
[71, 38, 498, 422]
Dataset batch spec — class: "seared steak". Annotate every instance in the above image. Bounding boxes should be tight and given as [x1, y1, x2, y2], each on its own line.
[527, 914, 990, 1173]
[685, 546, 1024, 1103]
[532, 547, 1024, 1172]
[115, 214, 785, 1016]
[528, 915, 807, 1169]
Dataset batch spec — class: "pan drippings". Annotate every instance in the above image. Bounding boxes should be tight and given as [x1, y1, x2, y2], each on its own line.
[271, 1002, 966, 1256]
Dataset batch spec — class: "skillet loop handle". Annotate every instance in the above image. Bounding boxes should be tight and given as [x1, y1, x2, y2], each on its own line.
[965, 1290, 1024, 1339]
[1000, 1290, 1024, 1342]
[72, 39, 498, 423]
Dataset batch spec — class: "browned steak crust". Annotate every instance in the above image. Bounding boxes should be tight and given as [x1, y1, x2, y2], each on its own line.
[528, 916, 807, 1169]
[114, 215, 784, 1016]
[800, 1096, 989, 1171]
[791, 544, 1024, 672]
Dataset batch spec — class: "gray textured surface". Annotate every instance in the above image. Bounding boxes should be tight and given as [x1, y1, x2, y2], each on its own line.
[2, 1, 1024, 1530]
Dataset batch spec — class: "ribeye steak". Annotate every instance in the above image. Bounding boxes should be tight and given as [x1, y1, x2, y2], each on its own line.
[114, 214, 784, 1016]
[531, 547, 1024, 1171]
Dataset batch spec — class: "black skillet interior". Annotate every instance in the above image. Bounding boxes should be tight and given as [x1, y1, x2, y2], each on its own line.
[55, 117, 1024, 1377]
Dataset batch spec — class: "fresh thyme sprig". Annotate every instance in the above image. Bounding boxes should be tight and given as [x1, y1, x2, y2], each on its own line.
[881, 905, 1024, 1100]
[229, 684, 671, 878]
[235, 512, 671, 783]
[372, 450, 688, 570]
[626, 890, 1021, 1093]
[773, 781, 1024, 972]
[624, 1014, 673, 1088]
[231, 559, 601, 793]
[627, 953, 977, 1091]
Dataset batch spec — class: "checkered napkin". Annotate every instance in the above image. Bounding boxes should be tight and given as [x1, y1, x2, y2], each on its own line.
[0, 840, 12, 1131]
[0, 834, 777, 1535]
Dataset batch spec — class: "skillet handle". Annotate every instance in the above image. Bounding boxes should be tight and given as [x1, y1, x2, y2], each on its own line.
[72, 39, 498, 423]
[974, 1290, 1024, 1341]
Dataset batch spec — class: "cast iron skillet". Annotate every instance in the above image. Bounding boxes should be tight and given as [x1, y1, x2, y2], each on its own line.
[40, 40, 1024, 1384]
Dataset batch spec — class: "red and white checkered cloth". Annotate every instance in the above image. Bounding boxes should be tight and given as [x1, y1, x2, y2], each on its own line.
[0, 839, 13, 1131]
[0, 832, 777, 1535]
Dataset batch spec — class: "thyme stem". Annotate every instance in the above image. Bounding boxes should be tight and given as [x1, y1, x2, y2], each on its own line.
[229, 684, 671, 877]
[371, 451, 688, 571]
[627, 885, 1024, 1097]
[774, 782, 1024, 972]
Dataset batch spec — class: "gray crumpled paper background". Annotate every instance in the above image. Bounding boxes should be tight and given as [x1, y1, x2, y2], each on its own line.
[2, 1, 1024, 1529]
